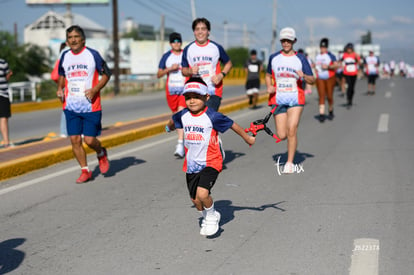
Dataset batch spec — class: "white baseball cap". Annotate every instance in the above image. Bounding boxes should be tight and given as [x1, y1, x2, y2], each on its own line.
[183, 77, 208, 95]
[279, 27, 296, 41]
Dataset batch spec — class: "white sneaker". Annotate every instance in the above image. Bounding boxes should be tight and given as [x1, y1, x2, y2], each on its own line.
[174, 142, 185, 158]
[202, 210, 221, 236]
[200, 217, 207, 235]
[283, 162, 294, 174]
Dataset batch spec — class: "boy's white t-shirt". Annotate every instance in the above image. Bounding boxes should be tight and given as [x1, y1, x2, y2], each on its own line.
[172, 107, 233, 173]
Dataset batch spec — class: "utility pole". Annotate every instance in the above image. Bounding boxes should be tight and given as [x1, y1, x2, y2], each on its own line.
[112, 0, 120, 95]
[64, 4, 73, 27]
[271, 0, 277, 53]
[223, 21, 228, 49]
[190, 0, 196, 20]
[160, 14, 165, 55]
[309, 21, 314, 47]
[243, 23, 249, 49]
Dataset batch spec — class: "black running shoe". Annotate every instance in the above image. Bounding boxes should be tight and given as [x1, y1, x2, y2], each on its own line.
[328, 110, 334, 120]
[318, 114, 325, 123]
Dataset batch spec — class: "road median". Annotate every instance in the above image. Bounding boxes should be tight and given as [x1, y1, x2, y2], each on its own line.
[0, 92, 268, 181]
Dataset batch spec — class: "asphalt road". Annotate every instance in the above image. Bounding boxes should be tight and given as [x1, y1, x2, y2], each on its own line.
[1, 78, 413, 275]
[9, 86, 246, 143]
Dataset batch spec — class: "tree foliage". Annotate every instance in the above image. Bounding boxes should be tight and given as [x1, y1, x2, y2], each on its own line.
[0, 31, 50, 82]
[226, 47, 249, 67]
[361, 31, 372, 45]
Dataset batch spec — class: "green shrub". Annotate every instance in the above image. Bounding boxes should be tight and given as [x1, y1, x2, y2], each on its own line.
[37, 80, 58, 101]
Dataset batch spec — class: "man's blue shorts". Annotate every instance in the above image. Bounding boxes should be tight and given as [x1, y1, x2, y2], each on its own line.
[64, 110, 102, 137]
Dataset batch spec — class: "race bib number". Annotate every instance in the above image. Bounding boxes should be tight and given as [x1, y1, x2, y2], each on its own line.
[248, 64, 259, 73]
[276, 78, 298, 93]
[68, 81, 86, 97]
[315, 64, 324, 73]
[276, 78, 299, 106]
[346, 64, 357, 72]
[168, 71, 185, 95]
[367, 64, 377, 74]
[198, 64, 213, 82]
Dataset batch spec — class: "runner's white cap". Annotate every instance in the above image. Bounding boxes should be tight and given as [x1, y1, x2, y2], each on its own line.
[279, 27, 296, 41]
[183, 77, 208, 95]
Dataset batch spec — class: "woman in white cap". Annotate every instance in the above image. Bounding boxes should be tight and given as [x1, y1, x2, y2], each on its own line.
[265, 27, 314, 174]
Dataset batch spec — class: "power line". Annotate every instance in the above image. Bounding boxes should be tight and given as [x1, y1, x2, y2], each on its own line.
[130, 0, 190, 29]
[155, 0, 189, 19]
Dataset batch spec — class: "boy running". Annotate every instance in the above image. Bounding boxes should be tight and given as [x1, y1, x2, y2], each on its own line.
[166, 76, 255, 236]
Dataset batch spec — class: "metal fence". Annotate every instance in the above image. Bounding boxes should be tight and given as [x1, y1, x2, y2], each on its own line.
[8, 82, 37, 102]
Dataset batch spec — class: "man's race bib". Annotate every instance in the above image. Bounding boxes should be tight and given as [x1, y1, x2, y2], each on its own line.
[68, 81, 86, 98]
[248, 64, 259, 73]
[65, 80, 92, 112]
[198, 64, 213, 83]
[367, 63, 377, 74]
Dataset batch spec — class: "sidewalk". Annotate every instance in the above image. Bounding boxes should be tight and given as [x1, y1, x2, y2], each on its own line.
[0, 93, 268, 181]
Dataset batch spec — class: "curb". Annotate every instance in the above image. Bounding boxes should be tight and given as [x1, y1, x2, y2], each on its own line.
[11, 79, 248, 114]
[11, 99, 62, 113]
[0, 93, 268, 181]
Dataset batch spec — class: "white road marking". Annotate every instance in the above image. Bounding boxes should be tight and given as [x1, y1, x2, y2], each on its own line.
[0, 136, 177, 196]
[349, 238, 379, 275]
[377, 113, 389, 133]
[384, 91, 392, 98]
[0, 111, 255, 196]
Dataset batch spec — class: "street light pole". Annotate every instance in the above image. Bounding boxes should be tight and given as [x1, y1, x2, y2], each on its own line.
[271, 0, 277, 53]
[112, 0, 120, 95]
[223, 20, 228, 49]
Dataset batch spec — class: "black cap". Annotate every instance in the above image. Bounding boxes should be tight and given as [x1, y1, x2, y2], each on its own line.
[320, 38, 329, 48]
[345, 43, 354, 50]
[250, 49, 257, 55]
[169, 32, 182, 43]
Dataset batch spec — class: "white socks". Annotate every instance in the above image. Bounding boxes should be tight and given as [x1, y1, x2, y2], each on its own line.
[198, 210, 206, 218]
[319, 104, 325, 114]
[204, 203, 215, 216]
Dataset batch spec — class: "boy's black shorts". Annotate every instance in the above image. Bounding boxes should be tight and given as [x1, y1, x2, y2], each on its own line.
[186, 167, 219, 200]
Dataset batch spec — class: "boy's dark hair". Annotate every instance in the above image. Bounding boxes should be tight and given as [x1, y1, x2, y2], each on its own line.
[169, 32, 182, 43]
[185, 75, 207, 86]
[66, 25, 86, 40]
[192, 18, 211, 31]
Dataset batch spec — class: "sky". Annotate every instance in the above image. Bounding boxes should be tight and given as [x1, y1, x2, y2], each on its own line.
[1, 0, 414, 64]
